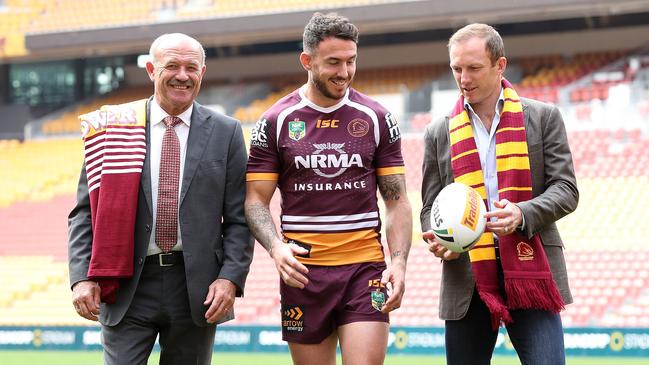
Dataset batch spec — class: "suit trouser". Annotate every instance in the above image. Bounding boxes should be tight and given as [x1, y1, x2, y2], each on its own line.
[444, 250, 566, 365]
[101, 254, 216, 365]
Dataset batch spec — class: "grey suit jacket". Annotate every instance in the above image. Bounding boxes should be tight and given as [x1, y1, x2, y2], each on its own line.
[68, 100, 254, 327]
[420, 97, 578, 320]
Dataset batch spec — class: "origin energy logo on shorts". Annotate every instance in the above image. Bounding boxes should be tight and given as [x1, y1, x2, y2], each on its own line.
[294, 142, 363, 178]
[282, 305, 304, 332]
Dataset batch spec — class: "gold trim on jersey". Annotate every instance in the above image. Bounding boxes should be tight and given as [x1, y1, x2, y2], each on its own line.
[246, 172, 279, 181]
[376, 165, 405, 176]
[284, 229, 384, 266]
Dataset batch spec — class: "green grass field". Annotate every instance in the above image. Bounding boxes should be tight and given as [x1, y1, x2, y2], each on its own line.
[0, 351, 646, 365]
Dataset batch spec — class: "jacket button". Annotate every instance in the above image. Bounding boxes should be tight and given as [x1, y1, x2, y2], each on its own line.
[138, 257, 144, 265]
[145, 224, 151, 232]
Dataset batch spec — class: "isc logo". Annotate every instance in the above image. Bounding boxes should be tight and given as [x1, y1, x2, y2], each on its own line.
[368, 279, 385, 288]
[316, 119, 339, 128]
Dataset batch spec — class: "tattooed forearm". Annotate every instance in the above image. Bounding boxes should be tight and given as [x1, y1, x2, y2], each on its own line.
[244, 202, 280, 252]
[380, 173, 412, 266]
[378, 174, 405, 201]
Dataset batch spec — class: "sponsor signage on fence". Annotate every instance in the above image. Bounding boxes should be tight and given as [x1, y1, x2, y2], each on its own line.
[0, 326, 647, 357]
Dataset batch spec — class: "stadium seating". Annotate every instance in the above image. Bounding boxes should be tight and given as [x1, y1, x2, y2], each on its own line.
[174, 1, 404, 20]
[2, 7, 649, 328]
[234, 64, 446, 123]
[515, 51, 627, 104]
[0, 138, 82, 207]
[518, 51, 626, 89]
[0, 0, 404, 37]
[28, 0, 156, 34]
[0, 0, 47, 57]
[3, 126, 647, 327]
[0, 256, 88, 325]
[557, 128, 649, 327]
[40, 86, 151, 137]
[234, 84, 299, 124]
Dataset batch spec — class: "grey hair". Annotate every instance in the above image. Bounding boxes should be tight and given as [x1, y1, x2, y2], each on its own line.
[149, 33, 206, 66]
[448, 23, 505, 65]
[302, 12, 359, 54]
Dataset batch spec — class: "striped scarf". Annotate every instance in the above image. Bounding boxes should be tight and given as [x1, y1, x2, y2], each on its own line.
[448, 79, 564, 329]
[79, 99, 148, 304]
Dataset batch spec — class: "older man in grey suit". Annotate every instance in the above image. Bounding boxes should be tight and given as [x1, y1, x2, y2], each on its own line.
[68, 33, 253, 365]
[421, 24, 578, 365]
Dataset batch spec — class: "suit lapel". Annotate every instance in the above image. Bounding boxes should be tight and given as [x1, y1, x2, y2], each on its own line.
[180, 102, 214, 205]
[522, 101, 530, 128]
[140, 97, 154, 214]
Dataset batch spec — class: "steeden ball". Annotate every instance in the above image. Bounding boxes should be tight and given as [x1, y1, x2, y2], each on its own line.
[430, 182, 487, 253]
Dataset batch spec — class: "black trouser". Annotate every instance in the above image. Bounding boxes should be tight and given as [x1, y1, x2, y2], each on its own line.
[102, 253, 216, 365]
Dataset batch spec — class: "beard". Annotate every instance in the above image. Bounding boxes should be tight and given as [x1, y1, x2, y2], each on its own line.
[312, 74, 351, 101]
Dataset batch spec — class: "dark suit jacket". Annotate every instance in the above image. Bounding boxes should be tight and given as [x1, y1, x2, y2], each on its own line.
[420, 97, 578, 320]
[68, 100, 254, 327]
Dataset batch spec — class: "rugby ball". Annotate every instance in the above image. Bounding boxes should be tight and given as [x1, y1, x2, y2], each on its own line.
[430, 182, 487, 253]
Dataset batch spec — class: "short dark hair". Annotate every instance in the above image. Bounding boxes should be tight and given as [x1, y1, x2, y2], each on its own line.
[448, 23, 505, 65]
[302, 12, 359, 54]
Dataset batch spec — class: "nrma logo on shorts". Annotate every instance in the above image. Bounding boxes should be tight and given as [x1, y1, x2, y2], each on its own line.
[294, 143, 363, 178]
[282, 306, 304, 332]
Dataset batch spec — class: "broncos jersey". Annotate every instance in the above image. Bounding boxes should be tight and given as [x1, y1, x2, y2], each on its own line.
[247, 86, 404, 265]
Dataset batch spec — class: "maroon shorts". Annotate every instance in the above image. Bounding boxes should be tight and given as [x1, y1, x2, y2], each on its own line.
[280, 261, 389, 344]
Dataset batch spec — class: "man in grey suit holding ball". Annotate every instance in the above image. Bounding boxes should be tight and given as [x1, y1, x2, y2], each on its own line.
[420, 23, 578, 365]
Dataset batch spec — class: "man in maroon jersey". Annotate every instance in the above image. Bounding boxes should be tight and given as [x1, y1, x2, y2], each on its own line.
[245, 12, 412, 365]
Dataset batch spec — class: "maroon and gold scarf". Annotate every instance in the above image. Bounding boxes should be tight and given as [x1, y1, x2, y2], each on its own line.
[79, 99, 148, 303]
[448, 79, 564, 329]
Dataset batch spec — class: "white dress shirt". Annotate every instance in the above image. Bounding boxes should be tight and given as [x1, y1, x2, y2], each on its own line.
[464, 88, 525, 234]
[147, 99, 192, 255]
[464, 88, 504, 216]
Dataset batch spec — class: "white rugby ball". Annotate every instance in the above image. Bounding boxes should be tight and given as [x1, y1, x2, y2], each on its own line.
[430, 182, 487, 253]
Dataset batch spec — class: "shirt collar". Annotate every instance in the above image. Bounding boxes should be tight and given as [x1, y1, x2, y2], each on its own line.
[298, 84, 350, 113]
[463, 87, 505, 117]
[150, 98, 193, 127]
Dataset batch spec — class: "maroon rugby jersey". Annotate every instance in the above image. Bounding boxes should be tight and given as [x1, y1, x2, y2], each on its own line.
[247, 86, 404, 265]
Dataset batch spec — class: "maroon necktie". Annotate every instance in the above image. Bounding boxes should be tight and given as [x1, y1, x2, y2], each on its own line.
[155, 116, 182, 252]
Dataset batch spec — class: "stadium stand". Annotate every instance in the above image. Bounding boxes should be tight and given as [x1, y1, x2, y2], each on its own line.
[175, 0, 406, 19]
[0, 0, 47, 57]
[1, 0, 649, 341]
[28, 0, 156, 33]
[233, 64, 446, 123]
[233, 84, 298, 125]
[0, 188, 81, 324]
[0, 138, 82, 207]
[518, 51, 626, 89]
[0, 256, 86, 325]
[33, 63, 445, 137]
[1, 0, 410, 36]
[557, 127, 649, 327]
[514, 51, 628, 104]
[39, 87, 151, 136]
[2, 126, 648, 327]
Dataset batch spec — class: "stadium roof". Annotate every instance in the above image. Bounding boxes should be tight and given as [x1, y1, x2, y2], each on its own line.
[18, 0, 649, 62]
